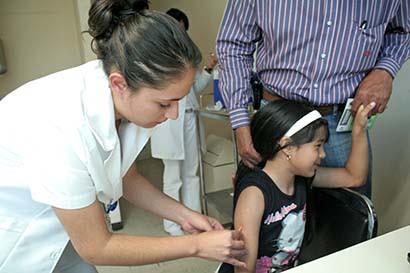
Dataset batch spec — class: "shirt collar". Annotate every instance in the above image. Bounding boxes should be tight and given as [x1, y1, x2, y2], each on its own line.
[81, 60, 118, 151]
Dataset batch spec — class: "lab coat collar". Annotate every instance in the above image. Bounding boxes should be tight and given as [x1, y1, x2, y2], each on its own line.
[81, 60, 118, 151]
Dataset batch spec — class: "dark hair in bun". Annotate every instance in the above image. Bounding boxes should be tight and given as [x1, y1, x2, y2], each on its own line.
[86, 0, 201, 91]
[166, 8, 189, 31]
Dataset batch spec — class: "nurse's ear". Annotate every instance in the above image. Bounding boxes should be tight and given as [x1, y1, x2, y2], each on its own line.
[109, 72, 128, 96]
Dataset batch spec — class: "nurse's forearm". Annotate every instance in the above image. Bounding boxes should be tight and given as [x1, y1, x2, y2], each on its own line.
[91, 233, 198, 265]
[54, 202, 246, 267]
[54, 201, 235, 266]
[84, 225, 246, 267]
[122, 165, 189, 224]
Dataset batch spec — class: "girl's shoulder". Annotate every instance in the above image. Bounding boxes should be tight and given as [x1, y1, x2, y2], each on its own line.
[234, 168, 273, 202]
[236, 168, 272, 188]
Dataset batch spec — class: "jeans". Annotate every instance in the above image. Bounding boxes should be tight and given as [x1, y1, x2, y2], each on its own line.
[260, 99, 372, 198]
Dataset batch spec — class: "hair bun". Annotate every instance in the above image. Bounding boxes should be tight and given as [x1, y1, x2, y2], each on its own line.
[131, 0, 149, 12]
[112, 0, 148, 25]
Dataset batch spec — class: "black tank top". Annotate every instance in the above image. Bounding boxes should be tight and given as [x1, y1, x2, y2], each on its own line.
[219, 168, 307, 273]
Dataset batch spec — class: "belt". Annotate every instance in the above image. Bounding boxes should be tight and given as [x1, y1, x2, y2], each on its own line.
[262, 89, 345, 116]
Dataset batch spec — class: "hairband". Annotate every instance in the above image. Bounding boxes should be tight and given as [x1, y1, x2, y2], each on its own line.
[284, 110, 322, 137]
[113, 9, 137, 25]
[118, 9, 137, 17]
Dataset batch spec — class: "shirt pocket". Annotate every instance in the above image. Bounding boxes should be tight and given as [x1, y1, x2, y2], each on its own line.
[0, 215, 28, 266]
[349, 21, 388, 72]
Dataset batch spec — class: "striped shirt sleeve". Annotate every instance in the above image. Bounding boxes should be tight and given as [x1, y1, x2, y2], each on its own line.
[374, 1, 410, 77]
[216, 0, 261, 129]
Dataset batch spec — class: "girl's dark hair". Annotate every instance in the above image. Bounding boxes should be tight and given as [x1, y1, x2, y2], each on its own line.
[251, 100, 329, 162]
[86, 0, 201, 91]
[166, 8, 189, 31]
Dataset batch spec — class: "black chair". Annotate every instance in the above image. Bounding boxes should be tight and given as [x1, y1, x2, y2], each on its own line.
[298, 187, 378, 264]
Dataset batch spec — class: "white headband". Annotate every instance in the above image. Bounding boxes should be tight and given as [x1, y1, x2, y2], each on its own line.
[284, 110, 322, 137]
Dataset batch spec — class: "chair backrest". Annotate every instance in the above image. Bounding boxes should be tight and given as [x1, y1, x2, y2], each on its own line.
[298, 187, 378, 264]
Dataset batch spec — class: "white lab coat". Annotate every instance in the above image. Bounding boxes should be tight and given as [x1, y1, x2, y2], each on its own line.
[150, 70, 211, 159]
[0, 60, 152, 273]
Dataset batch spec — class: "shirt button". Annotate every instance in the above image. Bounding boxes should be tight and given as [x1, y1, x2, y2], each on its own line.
[320, 53, 327, 59]
[327, 20, 333, 26]
[313, 83, 319, 89]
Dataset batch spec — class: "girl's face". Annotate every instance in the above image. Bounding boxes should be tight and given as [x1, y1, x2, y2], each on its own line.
[289, 126, 327, 177]
[114, 67, 196, 128]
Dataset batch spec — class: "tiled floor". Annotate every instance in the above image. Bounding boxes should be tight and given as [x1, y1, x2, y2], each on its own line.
[96, 158, 220, 273]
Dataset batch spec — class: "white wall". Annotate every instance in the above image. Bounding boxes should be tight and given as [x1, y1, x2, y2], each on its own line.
[371, 60, 410, 233]
[0, 0, 84, 97]
[74, 0, 95, 62]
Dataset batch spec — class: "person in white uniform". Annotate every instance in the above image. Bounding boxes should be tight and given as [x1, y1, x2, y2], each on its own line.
[0, 1, 247, 273]
[151, 8, 218, 236]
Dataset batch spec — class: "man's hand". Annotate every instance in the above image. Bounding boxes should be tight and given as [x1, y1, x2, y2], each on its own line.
[351, 69, 393, 116]
[235, 126, 262, 169]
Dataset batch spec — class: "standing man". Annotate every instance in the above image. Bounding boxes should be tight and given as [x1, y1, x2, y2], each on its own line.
[216, 0, 409, 197]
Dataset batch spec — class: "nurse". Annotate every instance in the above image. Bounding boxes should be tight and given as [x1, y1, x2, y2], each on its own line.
[0, 1, 246, 273]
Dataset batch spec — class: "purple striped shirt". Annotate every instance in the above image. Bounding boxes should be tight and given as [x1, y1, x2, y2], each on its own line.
[216, 0, 410, 129]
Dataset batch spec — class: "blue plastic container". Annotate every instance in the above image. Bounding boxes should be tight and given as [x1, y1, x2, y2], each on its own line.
[213, 69, 225, 108]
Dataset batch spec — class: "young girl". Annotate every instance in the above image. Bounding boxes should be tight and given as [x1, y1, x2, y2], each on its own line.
[218, 99, 375, 273]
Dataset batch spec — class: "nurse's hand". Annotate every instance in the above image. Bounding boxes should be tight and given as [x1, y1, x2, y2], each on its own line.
[180, 210, 224, 234]
[192, 229, 247, 268]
